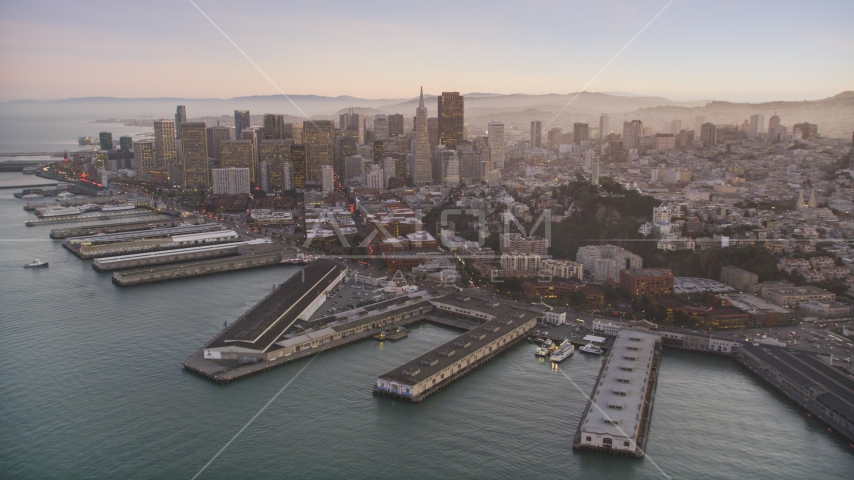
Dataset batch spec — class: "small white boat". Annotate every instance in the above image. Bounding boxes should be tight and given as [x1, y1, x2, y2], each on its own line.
[550, 342, 575, 362]
[534, 346, 551, 357]
[101, 204, 136, 212]
[24, 259, 49, 268]
[579, 342, 604, 355]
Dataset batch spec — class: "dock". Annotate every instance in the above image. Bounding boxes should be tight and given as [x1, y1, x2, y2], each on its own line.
[26, 209, 165, 226]
[50, 217, 198, 239]
[24, 196, 153, 211]
[92, 239, 267, 271]
[111, 243, 295, 286]
[735, 343, 854, 443]
[373, 295, 541, 402]
[66, 228, 239, 259]
[572, 328, 662, 458]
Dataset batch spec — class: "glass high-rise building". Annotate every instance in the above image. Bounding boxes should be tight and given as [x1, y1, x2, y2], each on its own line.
[234, 110, 251, 136]
[374, 114, 389, 140]
[175, 105, 186, 138]
[302, 120, 334, 184]
[700, 123, 717, 148]
[119, 135, 133, 151]
[622, 120, 643, 149]
[180, 122, 209, 189]
[219, 140, 255, 182]
[263, 114, 285, 140]
[599, 115, 609, 140]
[573, 123, 589, 145]
[437, 92, 464, 150]
[99, 131, 113, 151]
[153, 120, 177, 168]
[133, 141, 155, 174]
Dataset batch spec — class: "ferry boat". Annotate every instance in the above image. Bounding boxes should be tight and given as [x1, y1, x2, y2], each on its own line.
[101, 204, 135, 212]
[21, 194, 43, 199]
[24, 259, 49, 268]
[550, 342, 575, 362]
[579, 342, 605, 355]
[36, 206, 82, 217]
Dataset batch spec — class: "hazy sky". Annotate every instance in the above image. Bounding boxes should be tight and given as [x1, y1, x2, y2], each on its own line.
[1, 0, 852, 103]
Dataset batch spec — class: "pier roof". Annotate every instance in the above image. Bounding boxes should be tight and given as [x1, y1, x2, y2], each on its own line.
[207, 259, 347, 352]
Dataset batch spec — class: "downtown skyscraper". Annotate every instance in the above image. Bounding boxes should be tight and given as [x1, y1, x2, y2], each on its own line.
[599, 114, 609, 139]
[175, 105, 186, 138]
[234, 110, 251, 136]
[302, 120, 334, 184]
[413, 87, 432, 185]
[530, 121, 542, 148]
[437, 92, 464, 150]
[180, 122, 209, 189]
[488, 122, 505, 170]
[153, 119, 177, 168]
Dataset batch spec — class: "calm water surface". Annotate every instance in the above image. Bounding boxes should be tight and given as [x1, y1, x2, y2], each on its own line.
[1, 173, 852, 479]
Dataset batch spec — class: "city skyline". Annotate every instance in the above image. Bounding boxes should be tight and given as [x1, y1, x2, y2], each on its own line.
[0, 1, 852, 103]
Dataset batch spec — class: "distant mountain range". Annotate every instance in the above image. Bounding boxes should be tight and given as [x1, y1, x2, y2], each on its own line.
[3, 91, 852, 138]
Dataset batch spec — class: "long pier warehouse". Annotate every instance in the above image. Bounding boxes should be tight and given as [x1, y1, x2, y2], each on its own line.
[573, 328, 662, 458]
[374, 295, 540, 402]
[50, 217, 197, 239]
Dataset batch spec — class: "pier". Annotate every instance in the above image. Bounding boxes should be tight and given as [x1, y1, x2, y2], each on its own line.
[64, 223, 224, 249]
[573, 328, 662, 458]
[50, 217, 196, 239]
[735, 344, 854, 443]
[24, 197, 154, 211]
[111, 243, 291, 286]
[374, 295, 541, 402]
[25, 210, 165, 226]
[67, 228, 238, 259]
[92, 240, 264, 271]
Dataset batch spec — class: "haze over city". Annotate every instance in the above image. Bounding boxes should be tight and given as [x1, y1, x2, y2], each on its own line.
[2, 1, 854, 479]
[1, 0, 852, 102]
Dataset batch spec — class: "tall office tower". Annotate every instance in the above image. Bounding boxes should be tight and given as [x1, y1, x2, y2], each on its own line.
[119, 135, 133, 151]
[374, 114, 389, 140]
[153, 119, 177, 168]
[283, 123, 303, 143]
[700, 123, 717, 148]
[260, 140, 292, 192]
[599, 115, 609, 140]
[591, 154, 600, 186]
[282, 162, 294, 191]
[388, 114, 404, 137]
[670, 119, 682, 135]
[99, 131, 113, 151]
[180, 122, 208, 189]
[240, 128, 261, 178]
[413, 87, 433, 185]
[622, 120, 643, 149]
[573, 123, 589, 145]
[321, 165, 334, 193]
[219, 140, 255, 182]
[488, 122, 505, 169]
[437, 92, 464, 149]
[768, 114, 781, 132]
[263, 114, 285, 140]
[175, 105, 186, 138]
[372, 140, 385, 163]
[290, 144, 306, 189]
[339, 107, 365, 144]
[234, 110, 251, 135]
[133, 141, 155, 174]
[427, 117, 439, 149]
[206, 125, 231, 162]
[531, 120, 542, 148]
[749, 114, 765, 138]
[211, 168, 251, 195]
[694, 116, 705, 133]
[257, 161, 271, 193]
[302, 120, 334, 184]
